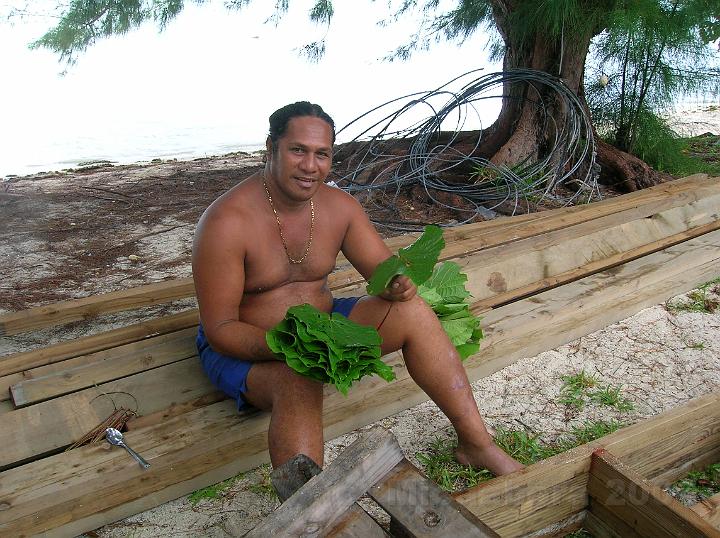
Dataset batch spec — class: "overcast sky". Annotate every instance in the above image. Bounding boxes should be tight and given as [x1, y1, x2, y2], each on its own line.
[0, 1, 500, 175]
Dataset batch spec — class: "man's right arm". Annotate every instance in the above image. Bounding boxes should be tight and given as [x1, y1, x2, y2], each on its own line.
[192, 206, 278, 362]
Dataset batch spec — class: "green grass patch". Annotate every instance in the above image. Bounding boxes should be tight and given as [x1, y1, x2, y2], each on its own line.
[589, 384, 635, 412]
[684, 133, 720, 176]
[247, 464, 277, 498]
[493, 427, 559, 464]
[672, 462, 720, 499]
[188, 464, 277, 505]
[666, 277, 720, 314]
[631, 112, 720, 176]
[416, 438, 493, 492]
[556, 419, 623, 450]
[188, 475, 243, 505]
[417, 419, 622, 493]
[558, 371, 634, 412]
[559, 370, 598, 409]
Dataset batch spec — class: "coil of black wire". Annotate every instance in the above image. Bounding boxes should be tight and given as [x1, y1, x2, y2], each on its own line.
[330, 68, 599, 231]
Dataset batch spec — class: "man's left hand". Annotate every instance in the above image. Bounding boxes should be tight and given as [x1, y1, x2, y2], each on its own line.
[380, 275, 417, 302]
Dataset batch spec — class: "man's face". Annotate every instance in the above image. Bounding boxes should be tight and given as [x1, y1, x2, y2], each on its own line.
[267, 116, 333, 203]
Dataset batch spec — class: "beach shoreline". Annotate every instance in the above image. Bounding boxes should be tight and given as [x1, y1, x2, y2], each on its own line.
[3, 102, 717, 183]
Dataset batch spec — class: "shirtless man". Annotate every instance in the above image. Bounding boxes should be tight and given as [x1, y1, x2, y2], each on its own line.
[192, 101, 523, 476]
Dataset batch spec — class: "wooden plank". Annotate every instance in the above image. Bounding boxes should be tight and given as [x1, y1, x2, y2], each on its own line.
[0, 356, 214, 470]
[1, 173, 714, 337]
[691, 492, 720, 528]
[0, 278, 196, 336]
[0, 400, 13, 416]
[587, 448, 720, 538]
[331, 174, 703, 271]
[0, 309, 198, 377]
[634, 439, 720, 489]
[473, 218, 720, 312]
[2, 233, 719, 535]
[464, 233, 720, 386]
[125, 391, 228, 431]
[246, 427, 404, 537]
[326, 507, 390, 537]
[369, 458, 499, 537]
[461, 194, 720, 306]
[8, 327, 197, 407]
[270, 454, 388, 538]
[585, 502, 642, 538]
[0, 400, 269, 536]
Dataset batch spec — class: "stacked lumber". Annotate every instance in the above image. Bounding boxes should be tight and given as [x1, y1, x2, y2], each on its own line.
[0, 174, 718, 536]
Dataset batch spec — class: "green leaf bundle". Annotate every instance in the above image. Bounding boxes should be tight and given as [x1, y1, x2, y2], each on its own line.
[418, 261, 483, 360]
[266, 304, 395, 395]
[366, 225, 445, 295]
[365, 225, 483, 360]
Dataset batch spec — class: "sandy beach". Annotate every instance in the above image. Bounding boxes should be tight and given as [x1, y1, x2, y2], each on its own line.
[1, 105, 718, 537]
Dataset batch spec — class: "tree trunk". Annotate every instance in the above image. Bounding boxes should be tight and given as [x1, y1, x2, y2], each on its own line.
[485, 0, 665, 192]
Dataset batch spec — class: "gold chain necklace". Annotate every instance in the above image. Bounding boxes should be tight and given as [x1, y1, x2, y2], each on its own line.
[262, 179, 315, 264]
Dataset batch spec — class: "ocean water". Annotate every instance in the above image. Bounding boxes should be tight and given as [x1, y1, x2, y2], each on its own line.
[1, 120, 265, 179]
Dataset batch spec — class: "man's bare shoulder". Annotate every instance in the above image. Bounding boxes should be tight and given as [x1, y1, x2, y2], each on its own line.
[317, 183, 364, 214]
[199, 175, 262, 229]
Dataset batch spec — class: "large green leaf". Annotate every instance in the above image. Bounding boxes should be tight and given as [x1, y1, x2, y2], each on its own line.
[417, 262, 470, 305]
[366, 225, 445, 295]
[417, 260, 484, 361]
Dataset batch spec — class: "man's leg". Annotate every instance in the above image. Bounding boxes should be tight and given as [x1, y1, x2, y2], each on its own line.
[243, 362, 325, 468]
[349, 295, 523, 476]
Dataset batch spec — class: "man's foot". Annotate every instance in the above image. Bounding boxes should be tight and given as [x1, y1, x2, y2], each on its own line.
[455, 442, 525, 476]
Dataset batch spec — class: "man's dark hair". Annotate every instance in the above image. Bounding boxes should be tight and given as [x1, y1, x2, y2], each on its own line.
[268, 101, 336, 152]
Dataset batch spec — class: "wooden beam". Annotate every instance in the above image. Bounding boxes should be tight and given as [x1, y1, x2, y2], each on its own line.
[0, 310, 198, 377]
[246, 427, 404, 537]
[691, 492, 720, 529]
[0, 278, 196, 336]
[472, 218, 720, 312]
[0, 400, 13, 416]
[124, 391, 228, 431]
[464, 233, 720, 387]
[585, 502, 643, 538]
[369, 458, 499, 537]
[269, 454, 388, 538]
[326, 507, 390, 537]
[8, 327, 197, 407]
[0, 357, 215, 470]
[460, 193, 720, 305]
[587, 448, 720, 538]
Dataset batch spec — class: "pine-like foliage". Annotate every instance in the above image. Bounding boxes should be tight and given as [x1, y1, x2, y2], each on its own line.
[585, 0, 720, 171]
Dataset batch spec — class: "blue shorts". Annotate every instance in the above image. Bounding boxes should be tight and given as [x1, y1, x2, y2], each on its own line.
[196, 297, 362, 411]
